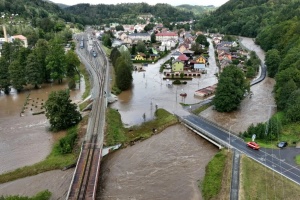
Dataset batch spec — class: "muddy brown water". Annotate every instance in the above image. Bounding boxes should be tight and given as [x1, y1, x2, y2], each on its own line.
[97, 125, 218, 200]
[0, 37, 274, 199]
[0, 80, 84, 174]
[110, 38, 219, 126]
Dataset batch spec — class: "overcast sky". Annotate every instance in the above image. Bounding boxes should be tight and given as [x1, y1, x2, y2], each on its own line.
[50, 0, 229, 7]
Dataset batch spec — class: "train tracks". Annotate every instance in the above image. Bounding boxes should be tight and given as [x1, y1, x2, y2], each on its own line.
[67, 34, 107, 199]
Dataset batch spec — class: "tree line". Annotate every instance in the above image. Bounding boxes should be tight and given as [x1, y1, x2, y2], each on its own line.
[0, 37, 80, 94]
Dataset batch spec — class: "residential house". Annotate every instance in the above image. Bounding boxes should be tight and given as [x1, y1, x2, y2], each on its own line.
[122, 37, 133, 46]
[177, 54, 189, 62]
[123, 25, 135, 33]
[159, 39, 177, 51]
[156, 32, 178, 42]
[195, 55, 206, 64]
[218, 41, 238, 48]
[117, 32, 127, 40]
[112, 39, 124, 48]
[154, 23, 164, 31]
[194, 63, 206, 72]
[135, 53, 146, 60]
[171, 51, 182, 60]
[172, 60, 184, 73]
[178, 43, 189, 53]
[182, 49, 194, 59]
[1, 35, 28, 48]
[134, 24, 146, 33]
[212, 36, 222, 45]
[128, 32, 151, 42]
[218, 51, 232, 62]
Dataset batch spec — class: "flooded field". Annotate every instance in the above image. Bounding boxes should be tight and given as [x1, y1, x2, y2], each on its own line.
[0, 36, 274, 199]
[97, 124, 218, 200]
[0, 80, 84, 174]
[110, 39, 219, 126]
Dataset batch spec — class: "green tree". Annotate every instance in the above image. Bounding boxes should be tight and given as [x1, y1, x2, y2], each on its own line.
[265, 49, 280, 78]
[246, 67, 255, 78]
[131, 45, 136, 55]
[136, 40, 146, 53]
[144, 23, 155, 32]
[26, 52, 43, 89]
[195, 34, 209, 47]
[151, 32, 156, 43]
[44, 89, 82, 131]
[116, 60, 133, 90]
[285, 89, 300, 122]
[34, 39, 49, 82]
[213, 65, 249, 112]
[65, 50, 80, 89]
[115, 25, 124, 31]
[102, 34, 112, 47]
[8, 60, 26, 92]
[110, 47, 121, 67]
[0, 57, 10, 94]
[46, 38, 66, 83]
[115, 49, 133, 91]
[276, 79, 297, 110]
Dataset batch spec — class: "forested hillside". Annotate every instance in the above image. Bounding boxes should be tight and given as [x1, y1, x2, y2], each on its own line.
[197, 0, 300, 123]
[64, 3, 195, 25]
[0, 0, 69, 21]
[176, 4, 216, 16]
[195, 0, 300, 38]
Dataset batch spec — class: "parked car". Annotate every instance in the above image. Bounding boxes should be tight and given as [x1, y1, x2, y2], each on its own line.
[277, 141, 288, 148]
[92, 51, 97, 57]
[247, 141, 260, 150]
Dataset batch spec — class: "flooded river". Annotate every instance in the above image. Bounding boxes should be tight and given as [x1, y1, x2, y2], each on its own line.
[0, 81, 84, 174]
[98, 125, 218, 200]
[0, 36, 274, 199]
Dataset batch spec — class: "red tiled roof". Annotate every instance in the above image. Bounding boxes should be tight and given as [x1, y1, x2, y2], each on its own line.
[177, 54, 189, 61]
[156, 32, 177, 36]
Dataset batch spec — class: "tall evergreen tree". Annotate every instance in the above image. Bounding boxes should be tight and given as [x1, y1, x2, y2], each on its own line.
[26, 52, 43, 89]
[46, 37, 66, 83]
[9, 60, 26, 92]
[34, 39, 50, 82]
[265, 49, 280, 78]
[0, 57, 10, 94]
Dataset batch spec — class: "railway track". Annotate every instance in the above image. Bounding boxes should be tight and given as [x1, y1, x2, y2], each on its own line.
[67, 34, 107, 199]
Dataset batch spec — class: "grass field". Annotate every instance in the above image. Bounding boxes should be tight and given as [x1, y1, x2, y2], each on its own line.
[296, 155, 300, 165]
[200, 150, 232, 200]
[240, 155, 300, 200]
[105, 108, 178, 147]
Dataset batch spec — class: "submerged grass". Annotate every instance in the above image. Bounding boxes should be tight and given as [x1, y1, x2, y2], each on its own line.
[105, 108, 178, 147]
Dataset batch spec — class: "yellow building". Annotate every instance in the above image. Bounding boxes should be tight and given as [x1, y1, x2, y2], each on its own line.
[135, 53, 146, 60]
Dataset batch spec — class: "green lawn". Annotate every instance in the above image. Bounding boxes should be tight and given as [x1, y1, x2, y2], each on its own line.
[200, 150, 231, 200]
[296, 155, 300, 165]
[241, 155, 300, 200]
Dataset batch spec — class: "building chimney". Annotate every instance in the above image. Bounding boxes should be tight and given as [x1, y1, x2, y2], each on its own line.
[3, 25, 8, 42]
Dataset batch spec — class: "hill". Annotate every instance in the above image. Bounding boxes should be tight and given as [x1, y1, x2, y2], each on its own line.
[64, 3, 195, 25]
[195, 0, 300, 38]
[176, 4, 216, 16]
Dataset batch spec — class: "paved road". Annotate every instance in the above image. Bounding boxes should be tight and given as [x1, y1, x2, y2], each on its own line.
[183, 114, 300, 185]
